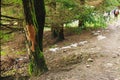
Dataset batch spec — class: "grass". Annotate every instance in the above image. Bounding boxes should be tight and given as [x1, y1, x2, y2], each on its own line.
[65, 27, 83, 34]
[1, 51, 6, 56]
[16, 51, 25, 55]
[0, 31, 15, 43]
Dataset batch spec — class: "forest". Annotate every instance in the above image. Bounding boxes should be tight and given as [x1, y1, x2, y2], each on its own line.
[1, 0, 120, 80]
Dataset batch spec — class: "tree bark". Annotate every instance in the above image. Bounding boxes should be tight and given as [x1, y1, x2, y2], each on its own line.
[51, 23, 58, 38]
[22, 0, 48, 76]
[78, 20, 83, 27]
[51, 23, 64, 41]
[57, 24, 64, 41]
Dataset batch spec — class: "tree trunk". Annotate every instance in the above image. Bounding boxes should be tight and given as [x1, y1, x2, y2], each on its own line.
[51, 23, 58, 38]
[51, 23, 64, 41]
[78, 20, 83, 27]
[49, 0, 65, 41]
[50, 0, 58, 39]
[78, 19, 86, 29]
[22, 0, 48, 76]
[57, 24, 64, 41]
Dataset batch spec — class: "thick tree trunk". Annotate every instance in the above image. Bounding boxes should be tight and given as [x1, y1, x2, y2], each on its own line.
[22, 0, 48, 76]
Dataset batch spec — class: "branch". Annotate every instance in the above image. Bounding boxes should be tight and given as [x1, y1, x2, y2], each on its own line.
[1, 24, 23, 31]
[1, 15, 23, 20]
[1, 3, 14, 7]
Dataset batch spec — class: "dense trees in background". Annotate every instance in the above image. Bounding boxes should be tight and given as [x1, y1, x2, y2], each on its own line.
[1, 0, 120, 37]
[45, 0, 77, 41]
[22, 0, 48, 75]
[98, 0, 120, 12]
[1, 0, 23, 34]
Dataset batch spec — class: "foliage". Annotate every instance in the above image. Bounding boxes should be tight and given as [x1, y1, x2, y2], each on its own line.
[75, 5, 95, 26]
[85, 14, 106, 28]
[16, 51, 25, 54]
[56, 0, 76, 8]
[1, 0, 23, 18]
[29, 62, 33, 75]
[45, 0, 108, 34]
[66, 27, 82, 34]
[2, 0, 22, 4]
[1, 51, 6, 56]
[96, 0, 120, 12]
[45, 0, 77, 25]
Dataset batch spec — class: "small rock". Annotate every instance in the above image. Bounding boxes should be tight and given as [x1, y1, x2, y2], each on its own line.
[11, 48, 15, 51]
[87, 58, 93, 62]
[97, 35, 106, 40]
[63, 50, 67, 52]
[49, 48, 59, 52]
[105, 63, 113, 68]
[70, 43, 78, 47]
[93, 32, 100, 36]
[92, 31, 100, 36]
[78, 41, 88, 46]
[19, 58, 24, 61]
[97, 30, 101, 33]
[61, 46, 71, 49]
[86, 65, 90, 68]
[112, 54, 117, 58]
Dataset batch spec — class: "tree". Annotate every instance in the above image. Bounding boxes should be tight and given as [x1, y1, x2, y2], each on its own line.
[46, 0, 65, 41]
[45, 0, 77, 41]
[78, 0, 85, 27]
[22, 0, 48, 76]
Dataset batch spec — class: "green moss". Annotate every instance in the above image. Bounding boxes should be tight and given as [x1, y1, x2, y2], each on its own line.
[1, 51, 6, 56]
[16, 51, 25, 55]
[39, 52, 44, 58]
[0, 31, 15, 43]
[29, 62, 33, 75]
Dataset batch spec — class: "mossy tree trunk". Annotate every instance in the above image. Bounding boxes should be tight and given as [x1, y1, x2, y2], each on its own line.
[22, 0, 48, 76]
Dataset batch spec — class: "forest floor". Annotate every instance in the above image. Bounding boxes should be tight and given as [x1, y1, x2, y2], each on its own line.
[1, 17, 120, 80]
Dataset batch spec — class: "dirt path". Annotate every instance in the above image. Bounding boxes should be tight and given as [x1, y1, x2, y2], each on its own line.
[1, 17, 120, 80]
[31, 18, 120, 80]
